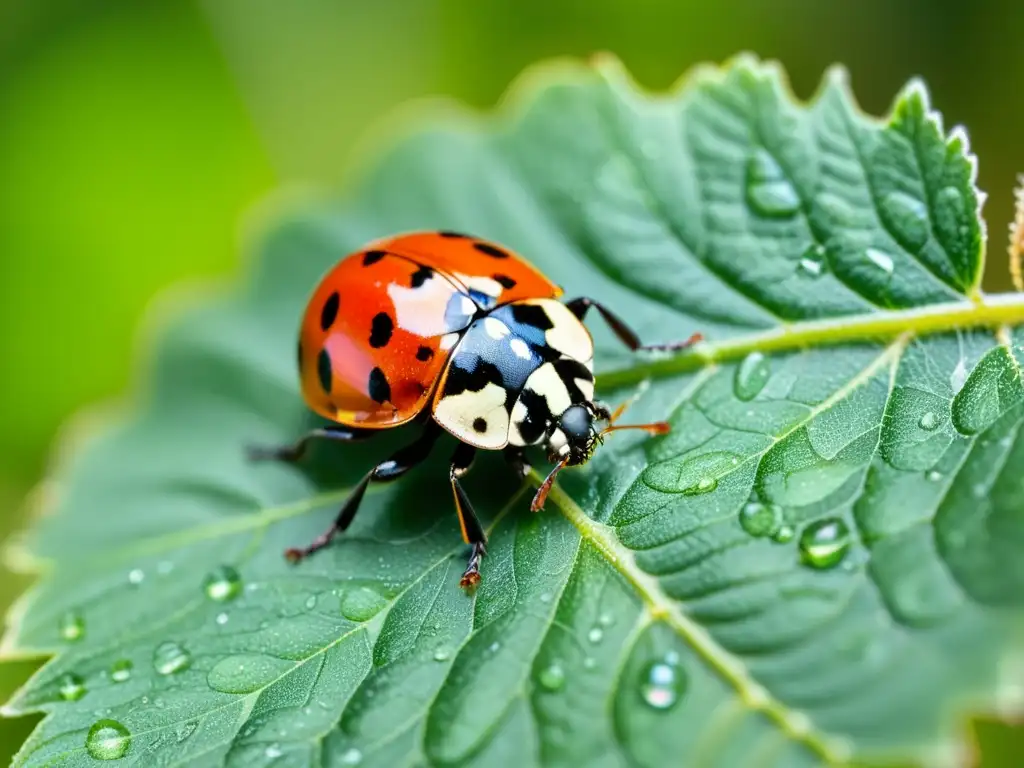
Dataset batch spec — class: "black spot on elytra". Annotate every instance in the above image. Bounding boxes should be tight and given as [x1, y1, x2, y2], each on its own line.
[473, 242, 510, 259]
[416, 346, 434, 362]
[410, 266, 433, 288]
[320, 292, 340, 331]
[368, 367, 391, 403]
[438, 230, 469, 238]
[516, 388, 552, 444]
[511, 303, 554, 330]
[472, 417, 487, 433]
[317, 349, 332, 393]
[493, 274, 517, 289]
[362, 250, 386, 266]
[369, 312, 394, 348]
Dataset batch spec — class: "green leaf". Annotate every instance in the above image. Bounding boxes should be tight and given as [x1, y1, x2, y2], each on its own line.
[3, 53, 1024, 767]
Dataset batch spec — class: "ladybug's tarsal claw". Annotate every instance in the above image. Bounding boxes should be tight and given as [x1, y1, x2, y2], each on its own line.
[459, 542, 487, 591]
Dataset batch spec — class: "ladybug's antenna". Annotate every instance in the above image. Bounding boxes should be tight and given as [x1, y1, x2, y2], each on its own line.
[598, 421, 671, 438]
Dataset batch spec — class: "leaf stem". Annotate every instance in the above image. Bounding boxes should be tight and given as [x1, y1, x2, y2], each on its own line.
[598, 292, 1024, 389]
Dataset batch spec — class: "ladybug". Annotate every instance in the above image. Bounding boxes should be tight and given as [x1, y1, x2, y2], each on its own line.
[248, 231, 702, 589]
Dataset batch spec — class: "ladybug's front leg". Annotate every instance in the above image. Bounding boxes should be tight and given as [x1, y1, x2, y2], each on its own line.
[283, 422, 441, 562]
[564, 297, 703, 352]
[246, 425, 375, 464]
[450, 442, 487, 591]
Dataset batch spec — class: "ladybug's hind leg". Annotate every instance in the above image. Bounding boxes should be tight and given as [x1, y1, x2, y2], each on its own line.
[564, 297, 703, 352]
[450, 442, 487, 591]
[283, 422, 442, 563]
[247, 425, 375, 464]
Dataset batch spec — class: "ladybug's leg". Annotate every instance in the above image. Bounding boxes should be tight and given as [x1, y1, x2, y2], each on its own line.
[503, 447, 532, 480]
[564, 297, 703, 352]
[450, 442, 487, 590]
[247, 425, 374, 464]
[284, 422, 442, 563]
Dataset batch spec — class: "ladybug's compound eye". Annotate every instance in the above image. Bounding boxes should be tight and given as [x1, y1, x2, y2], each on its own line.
[559, 405, 593, 441]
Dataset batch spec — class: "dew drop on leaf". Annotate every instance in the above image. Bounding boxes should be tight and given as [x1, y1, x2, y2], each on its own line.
[58, 610, 84, 642]
[340, 586, 387, 622]
[305, 594, 318, 611]
[734, 352, 771, 401]
[799, 518, 851, 569]
[341, 747, 363, 765]
[881, 191, 929, 251]
[639, 657, 686, 710]
[598, 612, 614, 627]
[917, 411, 939, 431]
[864, 248, 895, 275]
[927, 470, 943, 482]
[128, 569, 145, 586]
[203, 565, 242, 602]
[86, 719, 131, 760]
[175, 719, 198, 743]
[153, 641, 191, 676]
[538, 663, 566, 691]
[433, 648, 451, 662]
[739, 502, 782, 537]
[265, 743, 283, 759]
[745, 149, 800, 217]
[110, 660, 133, 683]
[772, 525, 795, 543]
[587, 627, 604, 644]
[59, 673, 86, 701]
[798, 245, 827, 277]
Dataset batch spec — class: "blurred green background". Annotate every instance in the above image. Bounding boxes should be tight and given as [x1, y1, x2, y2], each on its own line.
[2, 1, 1022, 764]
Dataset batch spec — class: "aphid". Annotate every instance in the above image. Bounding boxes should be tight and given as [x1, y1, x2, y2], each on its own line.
[248, 231, 702, 589]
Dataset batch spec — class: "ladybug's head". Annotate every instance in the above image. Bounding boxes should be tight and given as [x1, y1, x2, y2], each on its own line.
[549, 403, 599, 466]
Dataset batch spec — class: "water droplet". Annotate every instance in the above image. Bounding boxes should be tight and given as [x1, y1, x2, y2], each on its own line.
[153, 641, 191, 676]
[865, 248, 895, 276]
[734, 352, 771, 401]
[216, 612, 229, 626]
[798, 245, 827, 277]
[584, 657, 597, 669]
[644, 450, 740, 495]
[539, 592, 552, 603]
[917, 411, 939, 431]
[304, 594, 318, 611]
[639, 657, 685, 710]
[772, 525, 795, 543]
[128, 569, 145, 586]
[693, 477, 717, 494]
[110, 660, 133, 683]
[59, 610, 84, 642]
[433, 648, 451, 662]
[340, 587, 386, 622]
[488, 641, 501, 654]
[341, 747, 363, 765]
[881, 191, 929, 251]
[265, 743, 283, 759]
[587, 628, 604, 644]
[175, 719, 198, 743]
[799, 518, 851, 569]
[86, 719, 131, 760]
[59, 673, 86, 701]
[538, 663, 566, 691]
[927, 470, 943, 482]
[745, 149, 800, 217]
[739, 502, 782, 537]
[203, 565, 242, 602]
[598, 613, 614, 627]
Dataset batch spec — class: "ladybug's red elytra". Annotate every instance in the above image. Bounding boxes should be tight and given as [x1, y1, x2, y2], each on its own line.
[248, 231, 702, 589]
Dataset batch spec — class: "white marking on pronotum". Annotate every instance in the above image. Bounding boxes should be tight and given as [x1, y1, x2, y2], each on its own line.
[510, 338, 532, 360]
[526, 363, 572, 417]
[483, 317, 511, 340]
[440, 332, 460, 351]
[433, 382, 510, 449]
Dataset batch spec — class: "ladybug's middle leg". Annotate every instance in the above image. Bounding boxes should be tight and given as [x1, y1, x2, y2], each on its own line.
[247, 425, 375, 464]
[283, 422, 442, 563]
[450, 441, 487, 590]
[564, 296, 703, 352]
